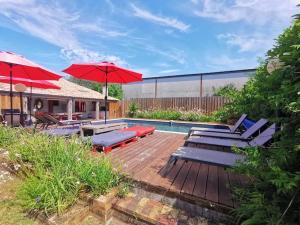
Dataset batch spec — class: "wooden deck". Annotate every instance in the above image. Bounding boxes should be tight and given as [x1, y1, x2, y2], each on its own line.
[108, 132, 246, 211]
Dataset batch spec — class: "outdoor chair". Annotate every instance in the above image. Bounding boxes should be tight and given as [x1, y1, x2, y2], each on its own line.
[163, 123, 277, 174]
[43, 113, 91, 128]
[187, 114, 247, 137]
[0, 114, 7, 126]
[191, 118, 268, 140]
[185, 123, 276, 151]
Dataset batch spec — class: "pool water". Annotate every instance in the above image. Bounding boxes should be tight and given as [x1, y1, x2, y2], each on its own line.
[95, 119, 229, 133]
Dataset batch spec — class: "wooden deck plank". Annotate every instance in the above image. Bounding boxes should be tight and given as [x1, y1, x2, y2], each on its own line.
[218, 167, 234, 207]
[170, 161, 193, 192]
[205, 165, 219, 203]
[106, 132, 239, 209]
[181, 162, 201, 195]
[193, 164, 209, 198]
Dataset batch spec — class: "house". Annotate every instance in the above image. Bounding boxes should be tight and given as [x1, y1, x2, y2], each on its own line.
[0, 78, 120, 121]
[122, 69, 256, 99]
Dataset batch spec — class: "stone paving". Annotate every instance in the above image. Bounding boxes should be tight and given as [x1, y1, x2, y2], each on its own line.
[113, 191, 226, 225]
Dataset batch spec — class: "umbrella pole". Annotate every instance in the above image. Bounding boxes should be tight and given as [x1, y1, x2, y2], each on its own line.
[29, 86, 32, 125]
[9, 63, 13, 127]
[104, 71, 108, 124]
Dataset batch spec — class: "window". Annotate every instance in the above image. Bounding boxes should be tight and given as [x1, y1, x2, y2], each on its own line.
[75, 101, 86, 112]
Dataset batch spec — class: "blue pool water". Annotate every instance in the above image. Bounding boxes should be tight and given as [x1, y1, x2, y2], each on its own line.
[94, 119, 229, 133]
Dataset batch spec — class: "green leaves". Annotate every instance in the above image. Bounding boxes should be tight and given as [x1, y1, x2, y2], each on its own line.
[2, 128, 122, 215]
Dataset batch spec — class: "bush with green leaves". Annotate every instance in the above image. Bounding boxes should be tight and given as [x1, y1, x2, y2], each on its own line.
[217, 13, 300, 224]
[134, 109, 217, 122]
[128, 102, 139, 117]
[1, 128, 122, 215]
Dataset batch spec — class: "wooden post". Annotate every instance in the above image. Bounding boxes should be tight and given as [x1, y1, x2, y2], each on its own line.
[154, 79, 158, 99]
[96, 101, 100, 120]
[67, 98, 73, 120]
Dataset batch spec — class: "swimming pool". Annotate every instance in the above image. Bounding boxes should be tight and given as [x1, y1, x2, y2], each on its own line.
[93, 119, 229, 133]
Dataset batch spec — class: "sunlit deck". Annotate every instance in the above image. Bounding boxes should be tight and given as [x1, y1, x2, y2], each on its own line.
[109, 131, 248, 211]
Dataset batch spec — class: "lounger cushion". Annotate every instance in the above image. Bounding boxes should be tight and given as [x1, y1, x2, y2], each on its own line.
[192, 131, 244, 139]
[187, 136, 250, 148]
[172, 147, 246, 167]
[42, 126, 80, 136]
[91, 131, 136, 147]
[120, 126, 155, 137]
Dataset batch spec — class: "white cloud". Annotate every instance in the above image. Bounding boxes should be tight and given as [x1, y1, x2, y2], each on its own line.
[194, 0, 299, 26]
[217, 33, 274, 53]
[131, 3, 190, 32]
[144, 44, 186, 64]
[60, 48, 127, 66]
[0, 0, 126, 64]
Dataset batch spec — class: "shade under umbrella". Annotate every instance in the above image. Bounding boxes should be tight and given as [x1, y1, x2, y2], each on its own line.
[0, 51, 61, 126]
[63, 61, 142, 123]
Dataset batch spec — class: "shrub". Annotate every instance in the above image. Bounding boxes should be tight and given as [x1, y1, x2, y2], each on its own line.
[217, 13, 300, 224]
[2, 129, 122, 215]
[128, 102, 139, 117]
[134, 109, 217, 122]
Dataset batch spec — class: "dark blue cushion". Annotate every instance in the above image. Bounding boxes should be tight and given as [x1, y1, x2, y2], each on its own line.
[91, 131, 136, 147]
[242, 118, 256, 129]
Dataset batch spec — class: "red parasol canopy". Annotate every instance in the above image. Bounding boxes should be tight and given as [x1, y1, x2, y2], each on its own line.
[0, 51, 61, 126]
[0, 51, 61, 80]
[63, 61, 142, 83]
[63, 61, 142, 123]
[0, 76, 61, 89]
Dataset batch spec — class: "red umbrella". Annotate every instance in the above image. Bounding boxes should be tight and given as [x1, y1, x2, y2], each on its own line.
[0, 51, 61, 126]
[0, 76, 61, 125]
[63, 61, 142, 123]
[0, 76, 60, 89]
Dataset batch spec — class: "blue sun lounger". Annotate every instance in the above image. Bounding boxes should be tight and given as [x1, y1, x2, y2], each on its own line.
[90, 130, 137, 153]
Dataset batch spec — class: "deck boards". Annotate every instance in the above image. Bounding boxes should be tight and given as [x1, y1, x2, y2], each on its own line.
[107, 131, 246, 208]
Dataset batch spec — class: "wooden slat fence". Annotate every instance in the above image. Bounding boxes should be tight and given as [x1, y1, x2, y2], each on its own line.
[121, 96, 230, 117]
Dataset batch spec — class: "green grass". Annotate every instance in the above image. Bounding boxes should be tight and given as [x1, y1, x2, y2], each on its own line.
[0, 126, 122, 215]
[0, 177, 40, 225]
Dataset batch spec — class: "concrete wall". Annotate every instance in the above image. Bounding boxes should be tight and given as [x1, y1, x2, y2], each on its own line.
[123, 69, 255, 99]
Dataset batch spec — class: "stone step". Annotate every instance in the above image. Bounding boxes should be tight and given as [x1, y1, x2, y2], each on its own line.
[112, 192, 214, 225]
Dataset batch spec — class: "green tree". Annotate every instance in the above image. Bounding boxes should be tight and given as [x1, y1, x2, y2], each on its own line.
[218, 13, 300, 225]
[68, 77, 123, 100]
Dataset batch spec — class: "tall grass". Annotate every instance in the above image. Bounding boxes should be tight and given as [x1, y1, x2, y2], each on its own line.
[0, 127, 122, 215]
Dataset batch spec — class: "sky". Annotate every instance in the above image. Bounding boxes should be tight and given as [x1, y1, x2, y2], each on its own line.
[0, 0, 299, 78]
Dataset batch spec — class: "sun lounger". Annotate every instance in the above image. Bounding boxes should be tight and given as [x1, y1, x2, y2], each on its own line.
[43, 114, 90, 128]
[119, 126, 155, 137]
[167, 146, 246, 168]
[80, 122, 127, 137]
[90, 130, 137, 153]
[41, 126, 81, 137]
[185, 123, 276, 151]
[187, 114, 247, 137]
[191, 118, 268, 140]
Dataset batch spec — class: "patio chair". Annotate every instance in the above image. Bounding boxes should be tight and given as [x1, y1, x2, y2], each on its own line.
[164, 147, 246, 172]
[164, 123, 277, 174]
[191, 118, 268, 140]
[185, 123, 276, 151]
[43, 113, 90, 128]
[187, 114, 247, 137]
[0, 114, 7, 126]
[33, 113, 51, 129]
[87, 130, 137, 153]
